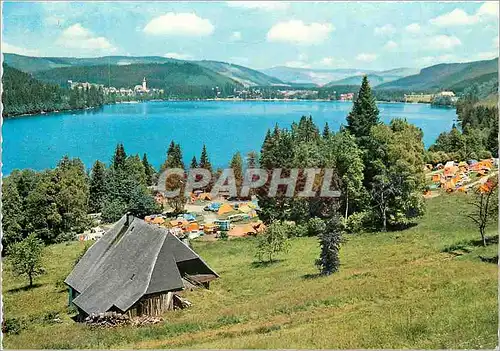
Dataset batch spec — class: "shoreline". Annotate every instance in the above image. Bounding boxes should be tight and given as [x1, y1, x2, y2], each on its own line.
[3, 98, 434, 120]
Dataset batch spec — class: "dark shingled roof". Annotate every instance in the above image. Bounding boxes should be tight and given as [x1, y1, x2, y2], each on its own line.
[65, 215, 218, 315]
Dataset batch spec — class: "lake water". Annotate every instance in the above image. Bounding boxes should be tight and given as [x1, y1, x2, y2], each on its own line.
[2, 100, 457, 175]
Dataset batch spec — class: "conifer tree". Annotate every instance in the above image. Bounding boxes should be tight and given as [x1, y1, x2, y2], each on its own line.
[322, 122, 331, 138]
[112, 143, 127, 170]
[142, 153, 155, 186]
[199, 144, 212, 172]
[346, 76, 379, 144]
[316, 217, 342, 275]
[89, 160, 107, 213]
[190, 156, 198, 168]
[230, 152, 244, 196]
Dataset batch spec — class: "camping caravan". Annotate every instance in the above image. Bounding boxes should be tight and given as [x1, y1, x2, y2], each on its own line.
[65, 215, 218, 320]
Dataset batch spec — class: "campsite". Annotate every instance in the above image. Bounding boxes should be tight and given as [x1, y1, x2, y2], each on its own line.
[2, 194, 497, 349]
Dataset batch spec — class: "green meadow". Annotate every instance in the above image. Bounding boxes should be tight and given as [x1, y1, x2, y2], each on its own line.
[2, 194, 498, 349]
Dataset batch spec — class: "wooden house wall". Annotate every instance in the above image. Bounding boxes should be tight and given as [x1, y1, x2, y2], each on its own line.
[125, 291, 175, 318]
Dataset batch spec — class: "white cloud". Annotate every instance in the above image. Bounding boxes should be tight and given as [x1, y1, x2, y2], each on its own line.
[267, 20, 334, 45]
[230, 31, 242, 41]
[319, 57, 335, 66]
[56, 24, 116, 51]
[164, 52, 193, 60]
[374, 24, 395, 36]
[317, 57, 347, 67]
[405, 23, 421, 33]
[284, 60, 311, 68]
[2, 42, 40, 56]
[356, 53, 377, 62]
[493, 35, 499, 48]
[425, 35, 461, 50]
[430, 3, 498, 27]
[383, 40, 398, 50]
[143, 13, 214, 37]
[418, 54, 456, 66]
[430, 8, 478, 26]
[477, 2, 499, 18]
[475, 51, 498, 60]
[226, 1, 289, 11]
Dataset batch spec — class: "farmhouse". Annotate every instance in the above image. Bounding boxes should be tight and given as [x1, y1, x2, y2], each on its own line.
[65, 214, 218, 319]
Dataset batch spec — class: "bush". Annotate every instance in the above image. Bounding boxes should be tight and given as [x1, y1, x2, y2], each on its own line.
[219, 231, 228, 240]
[306, 217, 326, 237]
[2, 317, 26, 335]
[286, 223, 308, 237]
[344, 212, 369, 234]
[255, 222, 290, 263]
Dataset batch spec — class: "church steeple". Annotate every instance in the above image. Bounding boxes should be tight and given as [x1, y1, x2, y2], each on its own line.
[142, 77, 147, 90]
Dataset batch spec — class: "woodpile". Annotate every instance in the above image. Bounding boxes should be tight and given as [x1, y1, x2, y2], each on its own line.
[173, 294, 192, 309]
[83, 295, 192, 328]
[84, 312, 130, 327]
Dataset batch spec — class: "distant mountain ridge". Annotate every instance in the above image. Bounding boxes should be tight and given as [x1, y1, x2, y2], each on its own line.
[4, 53, 497, 93]
[324, 68, 420, 87]
[377, 58, 499, 92]
[3, 53, 284, 88]
[261, 66, 418, 86]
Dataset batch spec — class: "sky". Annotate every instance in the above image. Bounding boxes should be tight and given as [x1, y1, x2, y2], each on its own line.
[1, 1, 499, 71]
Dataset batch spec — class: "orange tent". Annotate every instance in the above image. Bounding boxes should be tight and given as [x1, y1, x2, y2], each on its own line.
[217, 203, 234, 215]
[186, 222, 200, 232]
[228, 224, 257, 237]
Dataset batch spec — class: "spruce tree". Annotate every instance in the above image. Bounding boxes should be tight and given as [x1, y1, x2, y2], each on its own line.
[322, 122, 331, 138]
[230, 152, 244, 196]
[174, 144, 185, 169]
[89, 160, 107, 213]
[199, 144, 212, 172]
[190, 156, 198, 168]
[316, 217, 342, 275]
[142, 153, 155, 186]
[112, 143, 127, 170]
[164, 141, 184, 169]
[346, 76, 379, 144]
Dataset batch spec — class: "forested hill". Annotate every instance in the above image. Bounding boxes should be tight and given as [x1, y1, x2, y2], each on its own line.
[3, 53, 177, 73]
[377, 58, 498, 92]
[33, 62, 243, 95]
[195, 60, 286, 87]
[2, 63, 104, 117]
[4, 53, 284, 88]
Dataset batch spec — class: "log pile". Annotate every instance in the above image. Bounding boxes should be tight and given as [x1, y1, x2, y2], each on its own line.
[83, 295, 192, 328]
[173, 294, 192, 310]
[84, 312, 130, 327]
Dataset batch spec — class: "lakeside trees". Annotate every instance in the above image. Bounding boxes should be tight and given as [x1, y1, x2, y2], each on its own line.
[2, 64, 107, 118]
[256, 75, 426, 240]
[2, 145, 159, 250]
[428, 80, 499, 162]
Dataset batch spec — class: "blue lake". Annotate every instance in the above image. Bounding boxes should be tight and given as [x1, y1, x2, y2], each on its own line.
[2, 100, 457, 175]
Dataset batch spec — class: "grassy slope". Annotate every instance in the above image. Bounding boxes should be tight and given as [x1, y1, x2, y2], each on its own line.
[2, 194, 498, 349]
